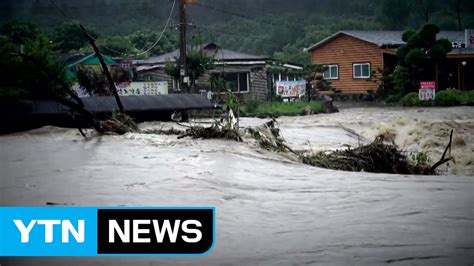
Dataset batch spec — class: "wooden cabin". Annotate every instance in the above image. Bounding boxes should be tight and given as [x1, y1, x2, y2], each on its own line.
[308, 31, 473, 94]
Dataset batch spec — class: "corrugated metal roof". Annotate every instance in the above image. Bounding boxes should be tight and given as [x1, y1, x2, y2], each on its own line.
[138, 43, 268, 65]
[308, 30, 466, 50]
[30, 94, 214, 115]
[66, 53, 117, 68]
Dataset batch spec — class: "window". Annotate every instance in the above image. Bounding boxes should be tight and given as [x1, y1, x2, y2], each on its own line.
[323, 65, 338, 80]
[353, 63, 371, 79]
[211, 72, 249, 93]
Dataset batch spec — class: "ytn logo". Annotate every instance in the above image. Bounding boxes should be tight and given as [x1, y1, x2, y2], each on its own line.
[97, 209, 214, 254]
[13, 219, 85, 243]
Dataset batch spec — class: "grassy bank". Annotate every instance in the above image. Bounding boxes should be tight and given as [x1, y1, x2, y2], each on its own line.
[399, 90, 474, 107]
[240, 101, 323, 118]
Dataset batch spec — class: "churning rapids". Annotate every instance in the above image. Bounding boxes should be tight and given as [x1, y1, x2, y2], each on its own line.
[1, 107, 473, 265]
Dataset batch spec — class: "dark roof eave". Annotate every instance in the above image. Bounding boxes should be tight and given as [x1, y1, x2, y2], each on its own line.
[138, 58, 270, 66]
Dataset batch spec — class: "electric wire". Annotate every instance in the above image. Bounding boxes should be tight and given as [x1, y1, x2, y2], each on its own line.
[50, 0, 176, 57]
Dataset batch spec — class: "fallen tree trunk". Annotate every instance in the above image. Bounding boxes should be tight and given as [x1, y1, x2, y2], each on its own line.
[14, 53, 136, 136]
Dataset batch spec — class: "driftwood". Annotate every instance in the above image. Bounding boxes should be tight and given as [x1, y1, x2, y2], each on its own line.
[430, 129, 454, 172]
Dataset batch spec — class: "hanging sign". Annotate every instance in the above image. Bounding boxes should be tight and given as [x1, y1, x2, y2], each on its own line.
[276, 80, 307, 98]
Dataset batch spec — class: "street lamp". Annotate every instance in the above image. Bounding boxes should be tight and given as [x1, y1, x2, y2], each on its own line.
[461, 61, 467, 90]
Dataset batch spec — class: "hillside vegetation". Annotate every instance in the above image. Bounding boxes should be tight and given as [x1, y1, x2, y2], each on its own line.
[1, 0, 473, 64]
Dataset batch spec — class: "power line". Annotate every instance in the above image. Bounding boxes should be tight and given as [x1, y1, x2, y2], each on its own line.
[50, 0, 176, 57]
[185, 4, 268, 41]
[193, 2, 306, 33]
[133, 0, 176, 56]
[50, 0, 69, 19]
[12, 1, 171, 11]
[193, 25, 268, 41]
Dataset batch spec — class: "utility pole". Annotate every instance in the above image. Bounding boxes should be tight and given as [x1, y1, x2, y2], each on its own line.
[455, 0, 462, 31]
[80, 25, 124, 113]
[179, 0, 188, 93]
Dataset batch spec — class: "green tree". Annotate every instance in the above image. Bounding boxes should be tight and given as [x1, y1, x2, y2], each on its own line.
[129, 30, 177, 57]
[53, 21, 98, 53]
[273, 45, 311, 65]
[0, 33, 71, 102]
[395, 24, 452, 92]
[0, 20, 39, 45]
[79, 36, 137, 57]
[165, 48, 214, 92]
[379, 0, 413, 29]
[0, 28, 120, 134]
[415, 0, 438, 23]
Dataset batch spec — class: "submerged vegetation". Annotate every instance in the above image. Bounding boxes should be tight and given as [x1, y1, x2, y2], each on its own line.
[241, 101, 323, 118]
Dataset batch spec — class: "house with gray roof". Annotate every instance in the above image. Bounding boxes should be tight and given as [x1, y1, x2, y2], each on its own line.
[134, 43, 302, 103]
[307, 30, 473, 93]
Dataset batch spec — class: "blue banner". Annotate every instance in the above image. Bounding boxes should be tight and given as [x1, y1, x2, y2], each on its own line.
[0, 207, 215, 257]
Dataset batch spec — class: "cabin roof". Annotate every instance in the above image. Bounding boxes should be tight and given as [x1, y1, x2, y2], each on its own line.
[136, 42, 269, 65]
[308, 30, 466, 50]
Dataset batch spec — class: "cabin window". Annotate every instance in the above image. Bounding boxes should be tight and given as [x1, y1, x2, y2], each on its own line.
[212, 72, 249, 93]
[323, 65, 338, 80]
[353, 63, 371, 79]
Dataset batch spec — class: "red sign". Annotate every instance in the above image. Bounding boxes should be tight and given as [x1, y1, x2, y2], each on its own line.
[420, 81, 436, 89]
[419, 81, 436, 101]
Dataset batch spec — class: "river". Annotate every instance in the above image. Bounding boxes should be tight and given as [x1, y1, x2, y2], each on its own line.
[1, 107, 473, 265]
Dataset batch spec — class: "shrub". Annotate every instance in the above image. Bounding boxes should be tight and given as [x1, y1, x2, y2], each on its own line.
[410, 152, 431, 167]
[458, 90, 474, 105]
[396, 89, 474, 107]
[244, 99, 260, 114]
[434, 90, 461, 106]
[241, 101, 323, 117]
[385, 94, 403, 103]
[400, 92, 421, 106]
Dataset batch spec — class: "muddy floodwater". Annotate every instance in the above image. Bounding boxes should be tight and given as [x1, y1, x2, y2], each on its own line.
[1, 107, 473, 265]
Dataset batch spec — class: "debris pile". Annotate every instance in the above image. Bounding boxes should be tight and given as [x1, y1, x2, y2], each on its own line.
[178, 109, 242, 142]
[301, 139, 433, 175]
[178, 125, 242, 142]
[141, 127, 185, 136]
[101, 112, 138, 135]
[247, 119, 295, 153]
[247, 119, 454, 175]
